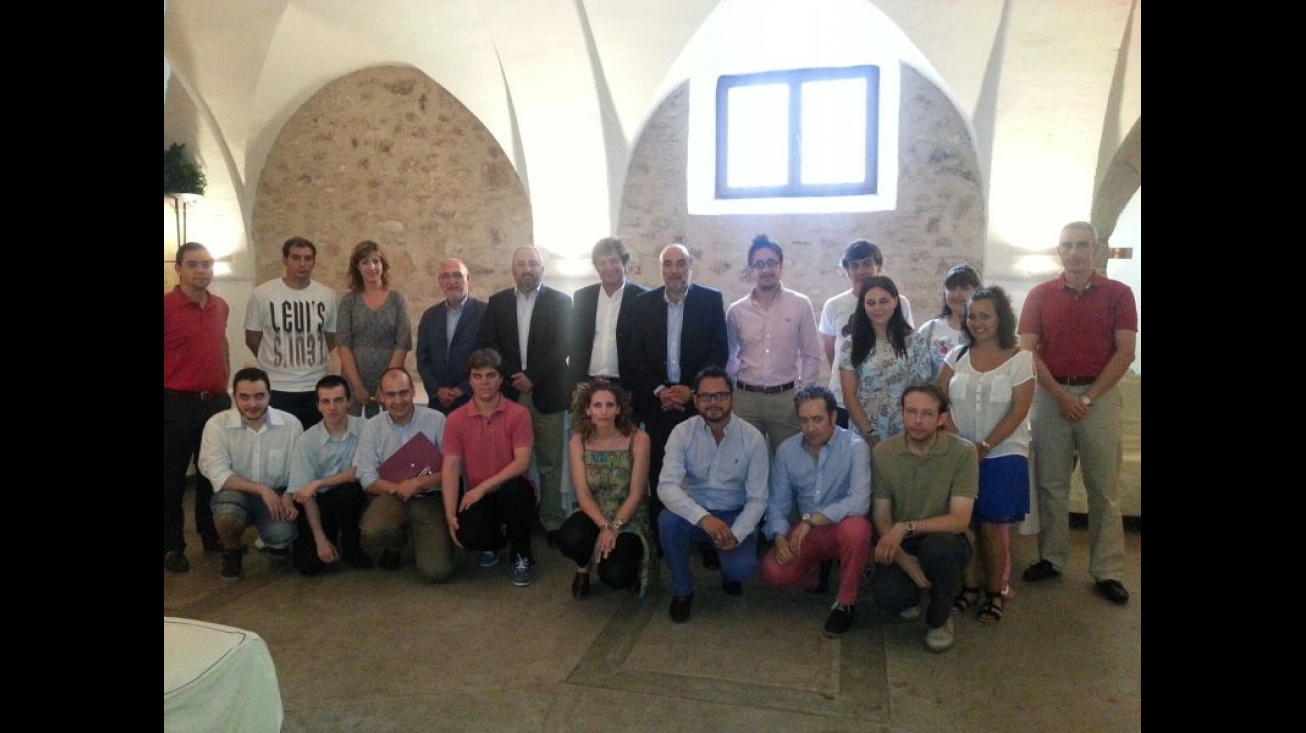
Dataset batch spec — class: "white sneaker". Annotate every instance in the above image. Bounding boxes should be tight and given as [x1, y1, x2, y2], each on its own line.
[898, 604, 922, 621]
[925, 618, 955, 653]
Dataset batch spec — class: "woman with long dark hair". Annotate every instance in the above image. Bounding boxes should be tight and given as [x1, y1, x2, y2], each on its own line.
[838, 276, 932, 446]
[937, 286, 1034, 623]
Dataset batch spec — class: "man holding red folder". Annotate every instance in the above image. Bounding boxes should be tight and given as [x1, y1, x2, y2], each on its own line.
[354, 367, 453, 582]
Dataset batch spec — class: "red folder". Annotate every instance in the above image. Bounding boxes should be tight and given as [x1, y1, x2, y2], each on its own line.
[377, 432, 443, 482]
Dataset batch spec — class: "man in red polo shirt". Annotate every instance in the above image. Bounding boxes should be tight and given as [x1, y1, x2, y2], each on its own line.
[1018, 221, 1137, 605]
[441, 348, 538, 586]
[164, 242, 231, 573]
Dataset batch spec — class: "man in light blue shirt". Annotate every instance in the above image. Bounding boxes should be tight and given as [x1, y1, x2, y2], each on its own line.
[657, 367, 769, 623]
[355, 368, 451, 582]
[760, 386, 872, 637]
[286, 375, 370, 575]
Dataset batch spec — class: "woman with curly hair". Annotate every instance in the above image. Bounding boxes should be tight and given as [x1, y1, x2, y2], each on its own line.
[554, 380, 655, 599]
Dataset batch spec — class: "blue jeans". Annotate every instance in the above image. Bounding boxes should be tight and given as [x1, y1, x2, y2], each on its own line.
[658, 507, 757, 597]
[210, 488, 298, 548]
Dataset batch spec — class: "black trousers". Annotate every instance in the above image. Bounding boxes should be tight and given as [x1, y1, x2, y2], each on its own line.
[455, 477, 536, 562]
[163, 390, 231, 553]
[292, 481, 367, 575]
[556, 511, 643, 590]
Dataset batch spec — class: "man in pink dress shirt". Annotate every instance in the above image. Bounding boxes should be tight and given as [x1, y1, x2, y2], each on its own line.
[725, 234, 823, 456]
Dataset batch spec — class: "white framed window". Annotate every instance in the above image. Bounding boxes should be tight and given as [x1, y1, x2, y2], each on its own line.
[716, 65, 879, 199]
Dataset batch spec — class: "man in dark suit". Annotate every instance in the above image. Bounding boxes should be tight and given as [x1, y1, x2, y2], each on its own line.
[571, 237, 649, 389]
[479, 247, 574, 535]
[416, 258, 487, 415]
[629, 243, 728, 538]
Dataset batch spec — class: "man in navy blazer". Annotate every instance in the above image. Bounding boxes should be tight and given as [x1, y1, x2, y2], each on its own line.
[571, 237, 649, 389]
[416, 258, 487, 415]
[629, 243, 728, 535]
[479, 247, 574, 534]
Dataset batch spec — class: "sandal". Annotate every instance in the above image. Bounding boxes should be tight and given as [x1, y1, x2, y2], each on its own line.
[951, 587, 981, 615]
[977, 592, 1005, 623]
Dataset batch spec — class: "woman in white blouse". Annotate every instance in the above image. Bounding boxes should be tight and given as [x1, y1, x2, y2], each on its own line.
[937, 286, 1034, 623]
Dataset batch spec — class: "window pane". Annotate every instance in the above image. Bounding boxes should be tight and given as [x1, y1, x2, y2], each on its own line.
[800, 78, 866, 185]
[725, 84, 789, 188]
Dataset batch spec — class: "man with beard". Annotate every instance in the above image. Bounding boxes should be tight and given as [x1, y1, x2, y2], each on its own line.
[200, 367, 303, 581]
[656, 367, 768, 623]
[479, 247, 573, 540]
[867, 384, 976, 653]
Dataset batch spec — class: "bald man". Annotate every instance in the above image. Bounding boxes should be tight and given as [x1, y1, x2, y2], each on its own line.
[417, 258, 488, 415]
[628, 243, 728, 541]
[479, 247, 574, 537]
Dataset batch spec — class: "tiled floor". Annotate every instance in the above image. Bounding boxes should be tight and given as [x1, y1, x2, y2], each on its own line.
[164, 492, 1140, 733]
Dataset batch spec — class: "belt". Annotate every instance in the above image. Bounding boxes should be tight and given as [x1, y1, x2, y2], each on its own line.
[164, 388, 226, 401]
[1054, 376, 1097, 387]
[735, 380, 795, 395]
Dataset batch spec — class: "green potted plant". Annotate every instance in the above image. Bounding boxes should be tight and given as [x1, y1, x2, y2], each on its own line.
[164, 142, 207, 197]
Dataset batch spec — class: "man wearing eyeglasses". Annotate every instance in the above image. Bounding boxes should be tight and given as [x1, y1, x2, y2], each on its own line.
[416, 258, 487, 415]
[164, 242, 231, 573]
[656, 367, 769, 623]
[726, 234, 822, 456]
[818, 239, 915, 427]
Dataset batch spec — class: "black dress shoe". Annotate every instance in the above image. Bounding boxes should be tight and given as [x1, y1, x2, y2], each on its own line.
[1094, 579, 1130, 605]
[722, 580, 743, 596]
[702, 546, 721, 570]
[669, 595, 693, 623]
[164, 550, 190, 573]
[1022, 559, 1061, 582]
[572, 571, 591, 600]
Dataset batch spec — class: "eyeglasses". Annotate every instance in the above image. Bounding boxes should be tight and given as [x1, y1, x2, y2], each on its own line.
[469, 372, 500, 382]
[695, 391, 732, 403]
[750, 259, 781, 271]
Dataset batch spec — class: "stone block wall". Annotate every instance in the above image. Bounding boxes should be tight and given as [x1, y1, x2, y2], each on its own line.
[618, 65, 985, 383]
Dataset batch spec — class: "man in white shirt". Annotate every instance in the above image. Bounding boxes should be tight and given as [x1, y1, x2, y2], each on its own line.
[818, 239, 914, 426]
[200, 367, 304, 581]
[571, 237, 649, 389]
[244, 236, 338, 430]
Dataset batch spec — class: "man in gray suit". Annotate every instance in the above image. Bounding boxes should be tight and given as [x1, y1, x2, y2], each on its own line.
[416, 258, 487, 415]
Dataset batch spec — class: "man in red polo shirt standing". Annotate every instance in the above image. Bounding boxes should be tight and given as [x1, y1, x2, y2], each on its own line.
[164, 242, 231, 573]
[1018, 221, 1137, 605]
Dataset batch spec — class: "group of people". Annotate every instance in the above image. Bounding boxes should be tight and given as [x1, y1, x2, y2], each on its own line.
[164, 220, 1137, 654]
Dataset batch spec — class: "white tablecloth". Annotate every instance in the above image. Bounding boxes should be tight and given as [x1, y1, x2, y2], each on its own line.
[164, 617, 283, 732]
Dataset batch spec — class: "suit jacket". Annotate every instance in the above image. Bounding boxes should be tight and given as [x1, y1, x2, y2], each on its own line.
[628, 282, 728, 419]
[479, 284, 574, 413]
[415, 297, 488, 413]
[570, 280, 650, 387]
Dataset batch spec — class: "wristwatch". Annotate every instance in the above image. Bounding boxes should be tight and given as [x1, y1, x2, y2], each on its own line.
[1080, 395, 1093, 407]
[905, 521, 916, 537]
[801, 513, 813, 526]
